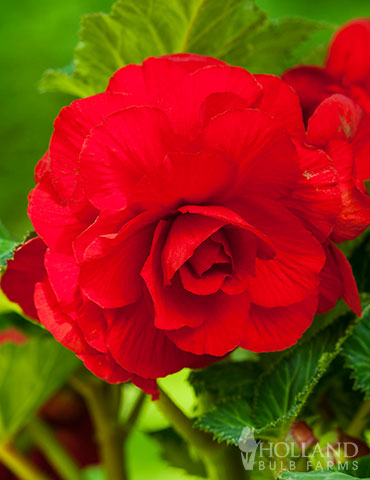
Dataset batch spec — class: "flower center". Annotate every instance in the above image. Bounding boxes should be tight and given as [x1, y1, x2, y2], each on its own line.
[179, 231, 233, 296]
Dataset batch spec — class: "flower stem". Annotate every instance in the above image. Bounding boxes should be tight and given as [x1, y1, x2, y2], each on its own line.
[123, 391, 146, 438]
[70, 377, 127, 480]
[346, 398, 370, 438]
[156, 387, 246, 480]
[0, 441, 52, 480]
[27, 418, 83, 480]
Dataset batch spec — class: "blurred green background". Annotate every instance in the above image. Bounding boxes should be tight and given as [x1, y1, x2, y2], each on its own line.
[0, 1, 370, 478]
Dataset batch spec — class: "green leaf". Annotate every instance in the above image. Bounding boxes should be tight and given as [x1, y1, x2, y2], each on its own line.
[280, 455, 370, 479]
[302, 356, 364, 430]
[285, 26, 334, 68]
[280, 471, 370, 480]
[189, 360, 261, 401]
[149, 427, 207, 477]
[300, 300, 350, 343]
[0, 221, 17, 271]
[40, 0, 329, 98]
[0, 335, 80, 441]
[348, 455, 370, 478]
[342, 305, 370, 399]
[234, 18, 333, 74]
[197, 396, 254, 445]
[195, 314, 355, 445]
[347, 455, 370, 478]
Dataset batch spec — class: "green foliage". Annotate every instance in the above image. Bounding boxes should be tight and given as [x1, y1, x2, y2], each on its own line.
[234, 17, 333, 74]
[348, 232, 370, 294]
[280, 455, 370, 479]
[149, 427, 207, 477]
[303, 357, 364, 430]
[40, 0, 331, 98]
[197, 396, 254, 445]
[300, 301, 350, 342]
[189, 360, 261, 401]
[342, 305, 370, 399]
[280, 471, 369, 480]
[0, 221, 17, 270]
[0, 334, 80, 441]
[195, 314, 355, 444]
[348, 455, 370, 478]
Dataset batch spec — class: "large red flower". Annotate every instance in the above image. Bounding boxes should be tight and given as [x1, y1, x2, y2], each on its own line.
[1, 54, 361, 397]
[283, 19, 370, 121]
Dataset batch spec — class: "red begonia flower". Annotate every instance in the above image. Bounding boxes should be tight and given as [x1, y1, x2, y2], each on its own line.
[1, 54, 360, 397]
[283, 20, 370, 243]
[306, 94, 370, 242]
[283, 19, 370, 121]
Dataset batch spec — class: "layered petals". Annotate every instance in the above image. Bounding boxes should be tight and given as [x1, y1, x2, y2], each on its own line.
[307, 94, 363, 147]
[34, 278, 159, 396]
[49, 93, 137, 205]
[231, 196, 326, 308]
[163, 64, 262, 133]
[80, 106, 179, 210]
[28, 178, 96, 254]
[80, 212, 157, 309]
[241, 296, 318, 352]
[326, 19, 370, 86]
[282, 66, 343, 122]
[307, 94, 370, 242]
[254, 74, 305, 138]
[282, 142, 340, 241]
[105, 290, 217, 378]
[283, 21, 370, 245]
[283, 20, 370, 119]
[202, 109, 301, 199]
[108, 53, 225, 99]
[318, 244, 361, 316]
[131, 149, 236, 210]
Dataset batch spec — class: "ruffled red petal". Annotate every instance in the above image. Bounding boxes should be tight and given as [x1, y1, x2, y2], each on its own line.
[231, 196, 325, 307]
[202, 109, 300, 199]
[49, 93, 137, 205]
[282, 66, 344, 121]
[326, 20, 370, 86]
[131, 149, 236, 210]
[318, 244, 361, 316]
[105, 290, 218, 378]
[44, 250, 79, 307]
[255, 74, 305, 138]
[307, 94, 363, 147]
[35, 278, 159, 395]
[327, 140, 370, 242]
[164, 289, 250, 356]
[1, 237, 47, 319]
[282, 142, 340, 241]
[80, 106, 179, 210]
[28, 179, 96, 255]
[163, 65, 261, 134]
[80, 212, 157, 309]
[241, 296, 318, 352]
[108, 53, 225, 99]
